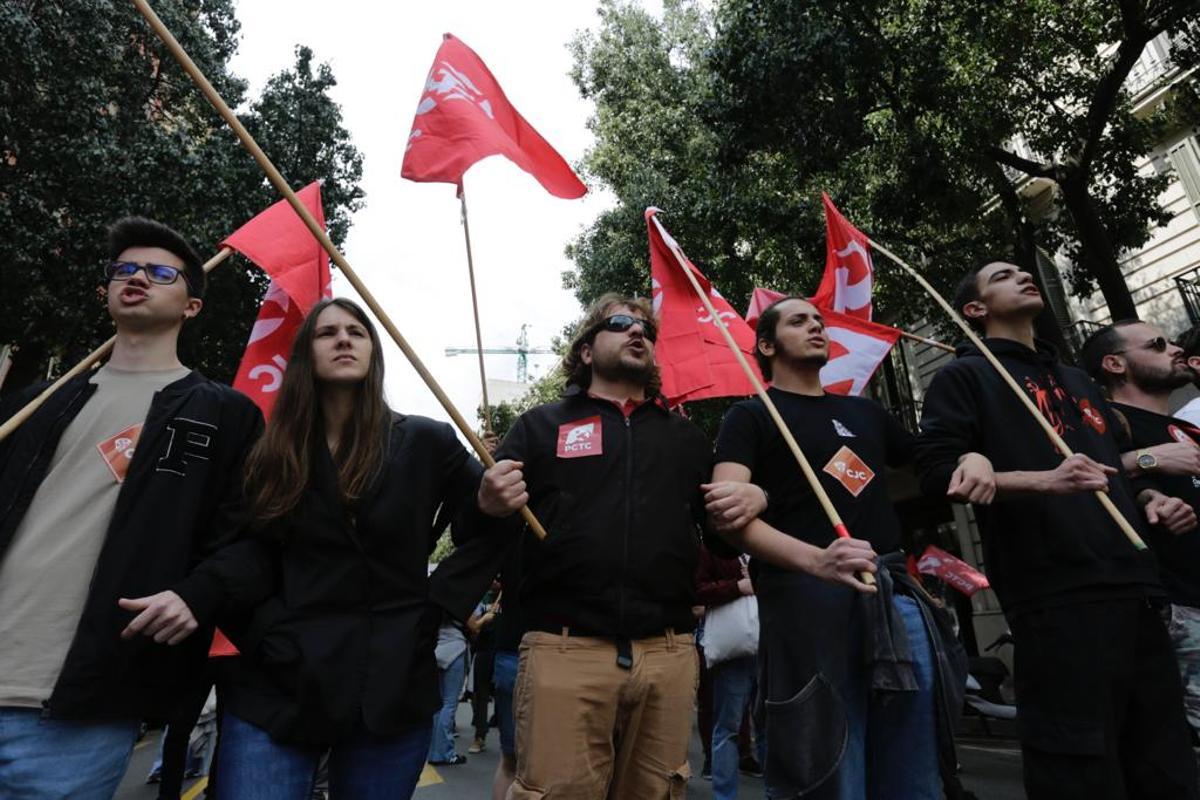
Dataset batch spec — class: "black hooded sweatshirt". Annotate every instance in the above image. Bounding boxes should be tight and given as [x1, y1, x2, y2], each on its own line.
[915, 338, 1161, 616]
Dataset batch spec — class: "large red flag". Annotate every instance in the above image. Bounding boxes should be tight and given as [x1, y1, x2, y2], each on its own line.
[646, 208, 759, 406]
[811, 193, 874, 320]
[225, 182, 332, 419]
[401, 34, 586, 199]
[210, 184, 331, 658]
[745, 287, 900, 397]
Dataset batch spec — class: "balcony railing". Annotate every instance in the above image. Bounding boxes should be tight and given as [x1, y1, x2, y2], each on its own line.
[1176, 266, 1200, 326]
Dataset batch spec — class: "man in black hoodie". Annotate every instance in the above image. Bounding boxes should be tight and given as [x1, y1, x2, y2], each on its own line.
[1082, 320, 1200, 739]
[0, 218, 262, 798]
[916, 261, 1198, 799]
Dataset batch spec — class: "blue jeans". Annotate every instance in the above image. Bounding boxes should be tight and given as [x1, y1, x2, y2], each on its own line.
[0, 706, 139, 799]
[493, 650, 518, 757]
[215, 710, 431, 800]
[836, 594, 939, 800]
[428, 650, 467, 763]
[711, 655, 761, 800]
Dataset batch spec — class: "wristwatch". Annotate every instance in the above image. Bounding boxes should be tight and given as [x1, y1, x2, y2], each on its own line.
[1136, 449, 1158, 471]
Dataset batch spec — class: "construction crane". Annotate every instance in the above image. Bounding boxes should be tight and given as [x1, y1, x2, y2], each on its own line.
[445, 324, 555, 383]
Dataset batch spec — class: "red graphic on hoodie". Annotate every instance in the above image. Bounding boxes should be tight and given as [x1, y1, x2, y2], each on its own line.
[1168, 424, 1200, 446]
[1023, 375, 1072, 435]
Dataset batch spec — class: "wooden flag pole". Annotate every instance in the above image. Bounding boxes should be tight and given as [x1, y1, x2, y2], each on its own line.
[651, 215, 874, 585]
[458, 182, 492, 435]
[898, 329, 954, 354]
[0, 247, 234, 444]
[865, 235, 1146, 550]
[131, 0, 548, 540]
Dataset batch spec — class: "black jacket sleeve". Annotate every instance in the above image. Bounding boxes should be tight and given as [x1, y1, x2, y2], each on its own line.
[915, 364, 980, 499]
[171, 398, 266, 627]
[428, 416, 528, 622]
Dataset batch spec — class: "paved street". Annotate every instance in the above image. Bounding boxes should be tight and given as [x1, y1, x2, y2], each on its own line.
[117, 704, 1024, 799]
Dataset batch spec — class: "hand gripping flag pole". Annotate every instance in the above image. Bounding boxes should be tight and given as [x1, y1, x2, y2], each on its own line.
[648, 211, 875, 585]
[864, 235, 1146, 551]
[0, 248, 234, 444]
[131, 0, 548, 540]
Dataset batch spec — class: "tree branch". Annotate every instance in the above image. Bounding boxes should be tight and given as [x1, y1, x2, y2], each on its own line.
[989, 145, 1055, 179]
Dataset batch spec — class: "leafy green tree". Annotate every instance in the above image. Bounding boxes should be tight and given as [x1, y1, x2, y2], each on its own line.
[0, 1, 363, 391]
[566, 0, 1199, 349]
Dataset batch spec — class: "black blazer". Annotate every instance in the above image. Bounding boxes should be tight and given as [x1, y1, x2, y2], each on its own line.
[194, 412, 488, 745]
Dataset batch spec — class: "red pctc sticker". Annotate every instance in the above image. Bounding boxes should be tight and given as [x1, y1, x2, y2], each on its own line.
[557, 416, 603, 459]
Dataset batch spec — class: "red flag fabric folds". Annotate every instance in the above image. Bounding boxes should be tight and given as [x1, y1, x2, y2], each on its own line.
[745, 288, 899, 397]
[811, 193, 874, 320]
[646, 208, 760, 406]
[401, 34, 586, 199]
[224, 182, 332, 419]
[916, 545, 991, 597]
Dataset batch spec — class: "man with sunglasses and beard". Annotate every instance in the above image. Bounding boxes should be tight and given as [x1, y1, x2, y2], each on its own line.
[471, 292, 766, 799]
[0, 218, 261, 798]
[1082, 321, 1200, 741]
[916, 261, 1199, 799]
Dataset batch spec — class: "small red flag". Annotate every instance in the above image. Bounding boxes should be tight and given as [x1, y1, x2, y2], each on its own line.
[224, 182, 332, 419]
[646, 208, 760, 405]
[811, 193, 874, 320]
[402, 34, 586, 199]
[916, 545, 991, 597]
[745, 287, 899, 397]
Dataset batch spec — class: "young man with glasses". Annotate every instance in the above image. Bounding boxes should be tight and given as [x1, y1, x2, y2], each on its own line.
[1081, 320, 1200, 741]
[469, 292, 766, 798]
[0, 217, 262, 798]
[916, 261, 1199, 799]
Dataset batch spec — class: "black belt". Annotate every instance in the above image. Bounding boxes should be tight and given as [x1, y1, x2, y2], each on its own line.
[531, 625, 652, 670]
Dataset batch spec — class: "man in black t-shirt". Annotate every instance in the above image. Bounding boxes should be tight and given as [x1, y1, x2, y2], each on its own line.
[1082, 319, 1200, 737]
[711, 296, 983, 800]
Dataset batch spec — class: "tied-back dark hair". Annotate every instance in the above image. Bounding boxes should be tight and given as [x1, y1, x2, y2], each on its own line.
[107, 216, 206, 298]
[753, 295, 808, 382]
[562, 292, 661, 395]
[1080, 319, 1142, 389]
[243, 298, 390, 526]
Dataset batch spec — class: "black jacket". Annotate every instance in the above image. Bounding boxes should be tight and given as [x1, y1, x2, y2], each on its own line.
[0, 371, 262, 721]
[914, 338, 1160, 615]
[471, 388, 711, 639]
[192, 413, 489, 745]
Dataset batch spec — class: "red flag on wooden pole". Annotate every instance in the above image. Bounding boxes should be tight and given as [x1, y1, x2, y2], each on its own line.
[812, 193, 875, 320]
[224, 182, 332, 418]
[402, 33, 586, 199]
[646, 208, 759, 405]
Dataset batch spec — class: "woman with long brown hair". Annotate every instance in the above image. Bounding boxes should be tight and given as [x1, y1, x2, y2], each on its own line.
[174, 298, 525, 800]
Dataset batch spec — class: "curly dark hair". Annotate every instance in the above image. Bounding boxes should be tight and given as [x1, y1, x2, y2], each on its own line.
[562, 292, 661, 395]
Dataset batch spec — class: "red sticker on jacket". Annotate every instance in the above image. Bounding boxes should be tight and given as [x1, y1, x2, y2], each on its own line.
[822, 445, 875, 497]
[1078, 399, 1106, 434]
[557, 416, 602, 458]
[97, 423, 143, 483]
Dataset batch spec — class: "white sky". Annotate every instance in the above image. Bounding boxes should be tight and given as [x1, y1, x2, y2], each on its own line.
[228, 1, 621, 429]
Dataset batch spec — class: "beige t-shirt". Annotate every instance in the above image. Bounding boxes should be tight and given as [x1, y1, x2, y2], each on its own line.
[0, 365, 189, 707]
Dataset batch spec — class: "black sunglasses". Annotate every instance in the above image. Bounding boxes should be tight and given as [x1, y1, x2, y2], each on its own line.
[104, 261, 187, 287]
[1114, 336, 1173, 355]
[595, 313, 657, 343]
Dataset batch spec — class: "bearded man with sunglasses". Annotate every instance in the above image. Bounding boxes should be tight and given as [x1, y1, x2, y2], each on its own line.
[469, 292, 765, 799]
[0, 217, 261, 798]
[1082, 321, 1200, 741]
